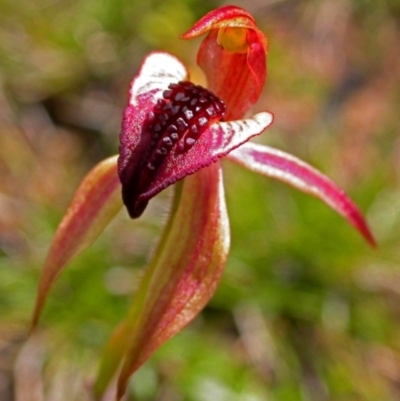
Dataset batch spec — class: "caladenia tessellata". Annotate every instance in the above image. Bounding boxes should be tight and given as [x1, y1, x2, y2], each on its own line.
[31, 5, 376, 400]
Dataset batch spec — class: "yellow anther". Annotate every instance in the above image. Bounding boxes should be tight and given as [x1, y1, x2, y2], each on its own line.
[217, 27, 249, 53]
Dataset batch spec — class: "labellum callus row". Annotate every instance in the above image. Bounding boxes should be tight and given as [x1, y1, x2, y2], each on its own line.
[145, 81, 226, 168]
[122, 81, 226, 218]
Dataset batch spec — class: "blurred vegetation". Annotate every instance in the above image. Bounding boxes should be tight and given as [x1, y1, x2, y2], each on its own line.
[1, 0, 400, 400]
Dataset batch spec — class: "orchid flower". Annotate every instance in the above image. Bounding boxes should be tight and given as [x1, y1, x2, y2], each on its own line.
[31, 6, 375, 400]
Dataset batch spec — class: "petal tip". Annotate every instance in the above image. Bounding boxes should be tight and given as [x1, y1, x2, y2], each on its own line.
[353, 217, 377, 248]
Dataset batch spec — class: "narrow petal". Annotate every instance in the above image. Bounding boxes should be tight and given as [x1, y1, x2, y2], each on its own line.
[181, 6, 267, 119]
[227, 143, 376, 246]
[110, 162, 230, 400]
[130, 111, 273, 217]
[31, 156, 122, 329]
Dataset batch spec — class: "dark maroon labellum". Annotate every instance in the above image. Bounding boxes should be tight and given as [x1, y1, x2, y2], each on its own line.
[143, 81, 226, 172]
[121, 81, 226, 218]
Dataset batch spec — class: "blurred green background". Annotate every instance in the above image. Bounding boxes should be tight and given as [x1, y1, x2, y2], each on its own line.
[1, 0, 400, 400]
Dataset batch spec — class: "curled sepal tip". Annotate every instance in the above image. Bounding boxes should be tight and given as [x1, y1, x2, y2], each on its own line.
[31, 156, 122, 329]
[228, 143, 376, 246]
[181, 5, 268, 120]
